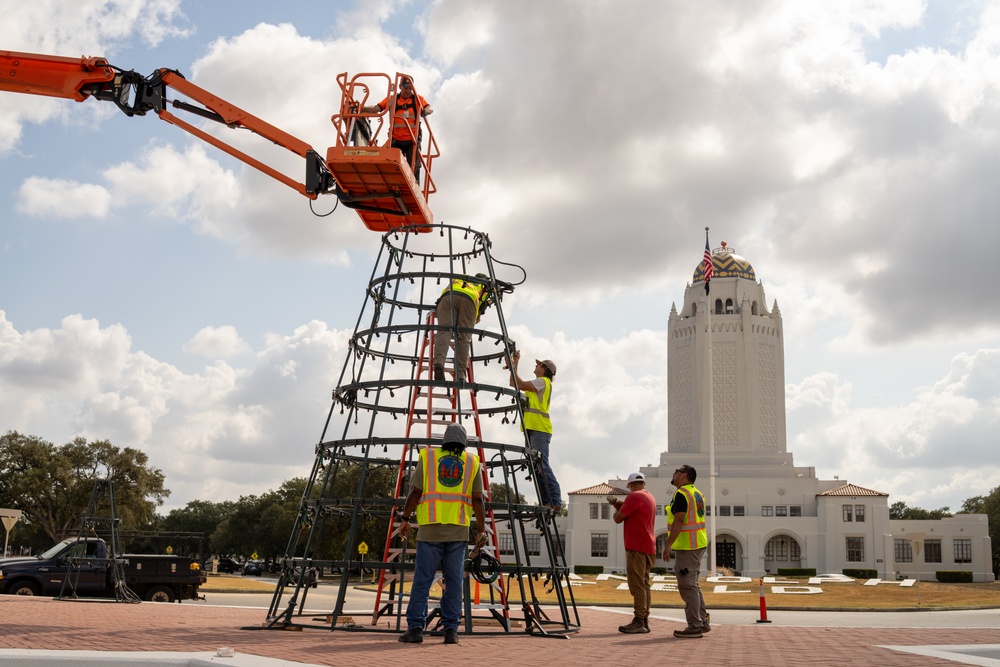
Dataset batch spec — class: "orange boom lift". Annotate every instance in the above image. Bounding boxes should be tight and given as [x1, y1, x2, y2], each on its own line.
[0, 50, 435, 232]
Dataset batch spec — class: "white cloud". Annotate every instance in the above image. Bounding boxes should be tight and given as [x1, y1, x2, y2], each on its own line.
[183, 326, 252, 360]
[16, 178, 112, 218]
[787, 347, 1000, 509]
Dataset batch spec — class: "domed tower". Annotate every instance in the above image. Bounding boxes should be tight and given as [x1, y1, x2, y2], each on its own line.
[666, 242, 793, 472]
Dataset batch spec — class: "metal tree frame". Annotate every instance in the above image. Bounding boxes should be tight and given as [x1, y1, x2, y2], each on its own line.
[261, 223, 579, 637]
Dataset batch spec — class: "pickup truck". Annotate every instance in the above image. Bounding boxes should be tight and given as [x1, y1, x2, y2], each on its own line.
[0, 537, 206, 602]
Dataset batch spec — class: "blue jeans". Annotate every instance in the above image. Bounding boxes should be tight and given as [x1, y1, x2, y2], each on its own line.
[406, 540, 467, 631]
[528, 430, 561, 507]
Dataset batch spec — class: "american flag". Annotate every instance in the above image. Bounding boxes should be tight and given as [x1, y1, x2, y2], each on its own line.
[703, 236, 713, 294]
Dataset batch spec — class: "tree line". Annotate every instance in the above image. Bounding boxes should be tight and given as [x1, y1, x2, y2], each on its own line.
[0, 431, 524, 567]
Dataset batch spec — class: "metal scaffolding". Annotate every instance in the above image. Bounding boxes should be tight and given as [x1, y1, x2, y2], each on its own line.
[261, 223, 579, 637]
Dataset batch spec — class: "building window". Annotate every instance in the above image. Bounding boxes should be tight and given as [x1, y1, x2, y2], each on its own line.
[774, 537, 788, 560]
[775, 506, 788, 517]
[925, 539, 942, 564]
[894, 539, 913, 563]
[846, 537, 864, 562]
[498, 533, 514, 556]
[715, 299, 723, 314]
[719, 506, 731, 517]
[733, 505, 745, 517]
[790, 506, 802, 517]
[601, 503, 611, 520]
[591, 533, 609, 558]
[764, 535, 801, 561]
[725, 298, 734, 314]
[954, 538, 972, 563]
[855, 505, 865, 522]
[525, 534, 541, 556]
[761, 506, 773, 517]
[842, 505, 853, 522]
[656, 505, 663, 515]
[705, 505, 712, 516]
[589, 503, 599, 520]
[556, 535, 566, 558]
[752, 301, 759, 315]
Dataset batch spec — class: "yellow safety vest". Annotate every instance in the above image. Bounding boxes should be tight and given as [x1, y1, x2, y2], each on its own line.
[671, 484, 708, 550]
[441, 278, 486, 311]
[416, 447, 480, 526]
[522, 376, 552, 434]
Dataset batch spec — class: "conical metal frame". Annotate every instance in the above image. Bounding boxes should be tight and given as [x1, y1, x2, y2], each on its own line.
[260, 224, 579, 637]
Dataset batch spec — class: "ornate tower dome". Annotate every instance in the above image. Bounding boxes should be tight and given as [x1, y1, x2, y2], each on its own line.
[692, 242, 756, 282]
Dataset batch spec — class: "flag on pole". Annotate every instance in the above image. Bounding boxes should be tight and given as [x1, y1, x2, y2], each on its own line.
[703, 234, 713, 294]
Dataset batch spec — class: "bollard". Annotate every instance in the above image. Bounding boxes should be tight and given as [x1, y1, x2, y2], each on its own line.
[756, 578, 772, 623]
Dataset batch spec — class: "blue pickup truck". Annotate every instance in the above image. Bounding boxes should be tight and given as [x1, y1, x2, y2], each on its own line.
[0, 537, 206, 602]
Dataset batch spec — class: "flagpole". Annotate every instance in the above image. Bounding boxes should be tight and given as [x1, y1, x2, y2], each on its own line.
[705, 226, 717, 576]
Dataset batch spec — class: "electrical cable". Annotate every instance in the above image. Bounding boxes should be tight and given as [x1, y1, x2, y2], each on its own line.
[467, 545, 501, 584]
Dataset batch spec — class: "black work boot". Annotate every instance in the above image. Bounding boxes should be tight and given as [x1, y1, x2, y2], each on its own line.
[443, 628, 459, 644]
[434, 364, 446, 382]
[619, 617, 648, 634]
[398, 627, 423, 643]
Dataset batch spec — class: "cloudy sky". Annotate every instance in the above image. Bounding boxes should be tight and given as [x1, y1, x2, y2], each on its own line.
[2, 0, 999, 515]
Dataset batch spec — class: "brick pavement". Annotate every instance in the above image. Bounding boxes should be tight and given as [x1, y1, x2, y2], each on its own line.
[0, 596, 994, 667]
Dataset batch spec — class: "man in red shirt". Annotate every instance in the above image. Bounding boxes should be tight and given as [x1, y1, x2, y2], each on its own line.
[609, 471, 657, 634]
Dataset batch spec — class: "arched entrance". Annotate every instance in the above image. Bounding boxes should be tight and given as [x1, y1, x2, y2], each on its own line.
[763, 533, 802, 574]
[715, 533, 741, 574]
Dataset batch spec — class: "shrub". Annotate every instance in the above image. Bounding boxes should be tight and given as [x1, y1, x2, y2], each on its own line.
[843, 568, 878, 579]
[651, 567, 668, 575]
[777, 568, 816, 577]
[574, 565, 604, 575]
[935, 570, 973, 583]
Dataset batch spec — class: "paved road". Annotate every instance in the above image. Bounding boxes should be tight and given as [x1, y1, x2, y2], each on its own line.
[200, 582, 1000, 629]
[4, 593, 1000, 667]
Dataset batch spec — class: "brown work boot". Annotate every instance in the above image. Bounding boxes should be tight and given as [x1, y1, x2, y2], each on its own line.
[618, 617, 649, 634]
[643, 617, 650, 632]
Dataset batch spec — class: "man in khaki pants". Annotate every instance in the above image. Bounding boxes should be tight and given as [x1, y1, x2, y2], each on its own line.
[608, 472, 656, 633]
[662, 464, 710, 638]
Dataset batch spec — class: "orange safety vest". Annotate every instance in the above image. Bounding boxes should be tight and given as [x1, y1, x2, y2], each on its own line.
[416, 447, 480, 526]
[671, 484, 708, 550]
[384, 93, 427, 142]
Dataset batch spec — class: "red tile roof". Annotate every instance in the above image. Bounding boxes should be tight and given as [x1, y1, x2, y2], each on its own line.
[817, 483, 888, 497]
[570, 482, 629, 496]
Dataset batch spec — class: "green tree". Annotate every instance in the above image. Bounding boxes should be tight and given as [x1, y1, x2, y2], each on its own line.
[161, 499, 235, 537]
[961, 488, 1000, 576]
[888, 501, 951, 520]
[0, 431, 169, 546]
[489, 481, 526, 506]
[210, 478, 308, 561]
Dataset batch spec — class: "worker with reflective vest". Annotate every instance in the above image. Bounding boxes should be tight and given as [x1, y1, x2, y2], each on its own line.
[361, 76, 433, 183]
[663, 464, 710, 638]
[433, 275, 491, 382]
[397, 423, 485, 645]
[510, 351, 562, 511]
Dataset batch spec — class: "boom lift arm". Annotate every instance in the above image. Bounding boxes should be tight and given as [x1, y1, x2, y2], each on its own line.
[1, 51, 435, 231]
[0, 51, 333, 199]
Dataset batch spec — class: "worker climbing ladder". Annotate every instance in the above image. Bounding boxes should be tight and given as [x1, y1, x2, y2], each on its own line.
[262, 223, 579, 637]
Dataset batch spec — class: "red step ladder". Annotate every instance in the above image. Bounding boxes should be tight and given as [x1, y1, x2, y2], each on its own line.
[371, 311, 508, 627]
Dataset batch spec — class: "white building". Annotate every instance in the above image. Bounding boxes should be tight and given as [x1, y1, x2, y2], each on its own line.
[557, 244, 993, 582]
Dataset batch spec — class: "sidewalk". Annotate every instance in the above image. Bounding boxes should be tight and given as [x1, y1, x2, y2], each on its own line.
[0, 596, 995, 667]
